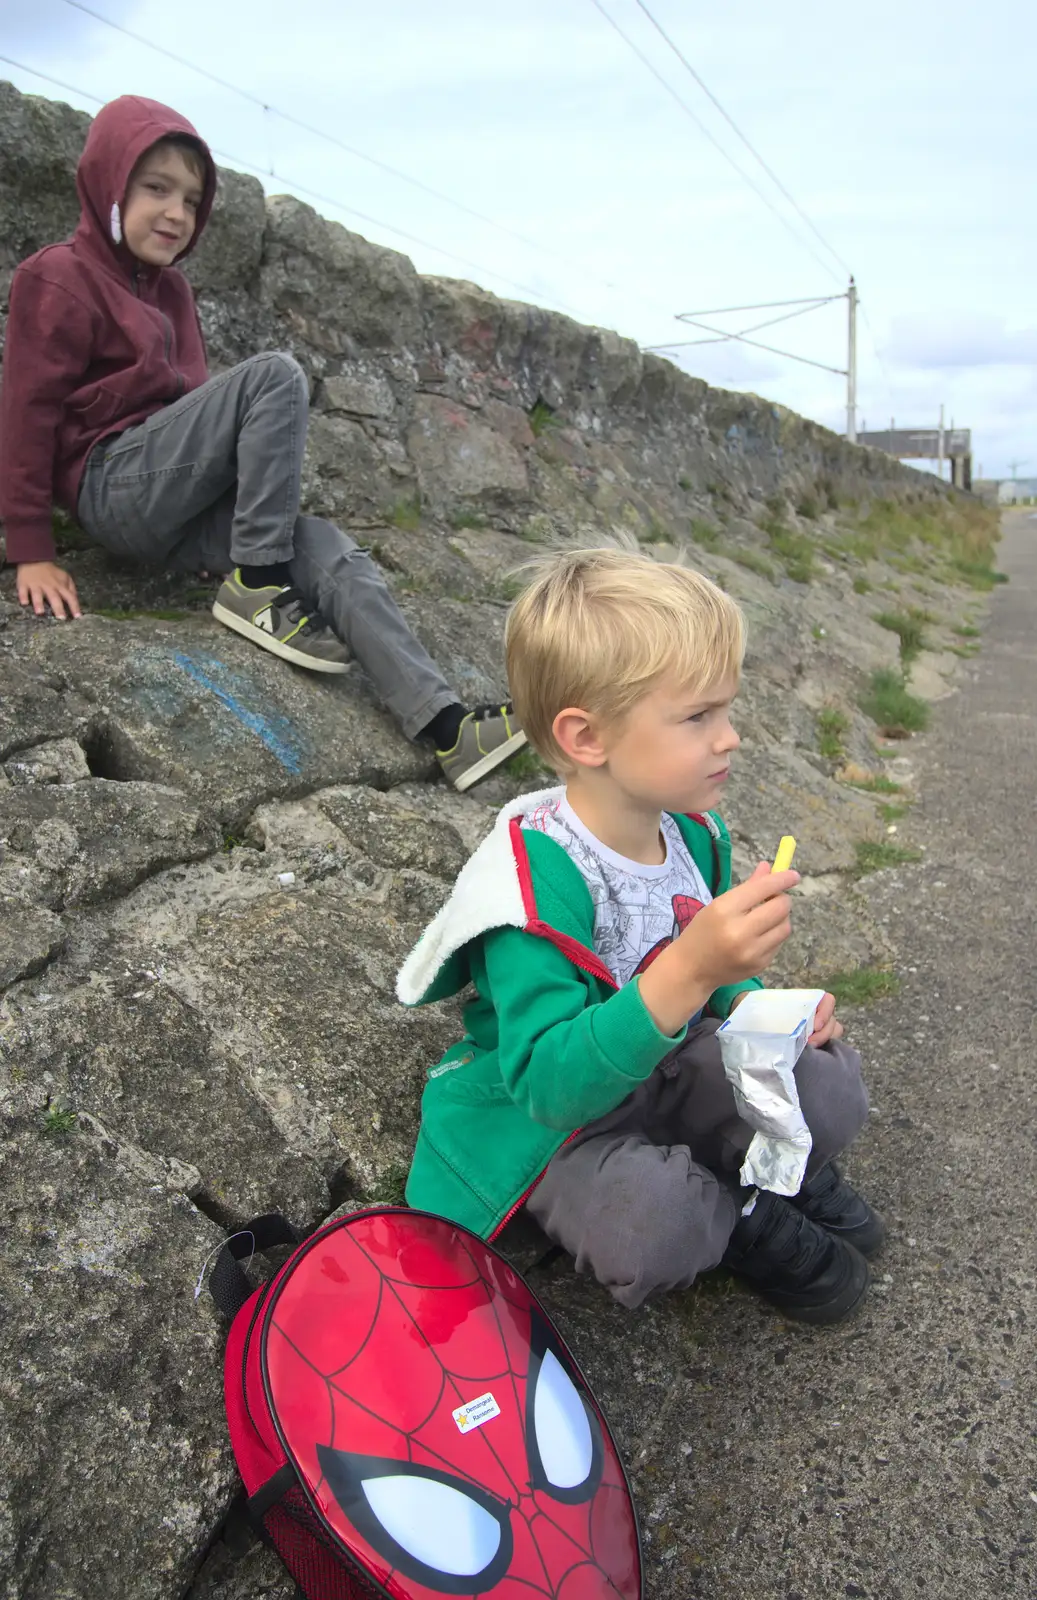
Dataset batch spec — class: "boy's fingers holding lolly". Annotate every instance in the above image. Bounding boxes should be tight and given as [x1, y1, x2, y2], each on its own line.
[678, 867, 799, 986]
[727, 866, 801, 911]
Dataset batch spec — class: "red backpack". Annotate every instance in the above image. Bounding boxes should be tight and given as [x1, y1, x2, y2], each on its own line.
[209, 1208, 643, 1599]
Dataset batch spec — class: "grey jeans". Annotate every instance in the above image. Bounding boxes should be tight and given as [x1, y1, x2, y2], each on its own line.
[526, 1018, 869, 1308]
[76, 352, 456, 739]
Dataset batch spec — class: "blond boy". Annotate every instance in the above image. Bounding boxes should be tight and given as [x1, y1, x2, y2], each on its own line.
[398, 549, 881, 1322]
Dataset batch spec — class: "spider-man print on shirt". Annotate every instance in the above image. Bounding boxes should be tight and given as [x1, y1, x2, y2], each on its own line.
[632, 891, 705, 976]
[261, 1211, 642, 1597]
[523, 795, 713, 988]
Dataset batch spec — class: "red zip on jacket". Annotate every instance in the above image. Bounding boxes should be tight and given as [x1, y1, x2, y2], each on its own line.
[0, 95, 217, 566]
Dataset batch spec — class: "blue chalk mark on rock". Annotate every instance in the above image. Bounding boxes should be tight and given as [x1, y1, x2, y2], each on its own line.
[172, 653, 304, 774]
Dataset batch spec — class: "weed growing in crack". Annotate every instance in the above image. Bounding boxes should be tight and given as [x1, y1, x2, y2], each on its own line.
[730, 547, 776, 580]
[388, 495, 421, 533]
[817, 706, 851, 761]
[823, 967, 901, 1006]
[42, 1105, 77, 1138]
[859, 669, 929, 737]
[872, 610, 927, 664]
[689, 520, 722, 550]
[854, 839, 922, 875]
[948, 559, 1008, 591]
[845, 773, 902, 795]
[528, 399, 559, 437]
[764, 519, 815, 583]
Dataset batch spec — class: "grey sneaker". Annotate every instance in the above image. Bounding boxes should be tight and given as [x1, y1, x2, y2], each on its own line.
[212, 572, 350, 674]
[437, 703, 528, 792]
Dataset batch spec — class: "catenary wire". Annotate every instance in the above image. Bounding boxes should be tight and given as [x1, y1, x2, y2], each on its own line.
[59, 0, 648, 303]
[632, 0, 853, 281]
[586, 0, 843, 286]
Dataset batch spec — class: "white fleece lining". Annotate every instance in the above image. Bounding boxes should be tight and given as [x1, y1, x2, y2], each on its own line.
[395, 787, 562, 1005]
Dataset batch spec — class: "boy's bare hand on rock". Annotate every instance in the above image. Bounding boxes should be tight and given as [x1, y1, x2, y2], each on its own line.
[16, 561, 82, 620]
[679, 861, 799, 989]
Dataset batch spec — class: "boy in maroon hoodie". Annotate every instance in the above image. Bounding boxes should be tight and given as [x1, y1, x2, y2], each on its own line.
[0, 95, 525, 792]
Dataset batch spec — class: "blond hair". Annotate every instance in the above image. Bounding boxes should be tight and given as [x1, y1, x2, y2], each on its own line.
[505, 546, 745, 770]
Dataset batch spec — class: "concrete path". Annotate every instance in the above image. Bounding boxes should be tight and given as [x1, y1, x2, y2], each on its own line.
[536, 510, 1037, 1599]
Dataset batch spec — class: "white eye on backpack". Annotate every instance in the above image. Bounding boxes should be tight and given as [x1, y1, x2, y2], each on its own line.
[110, 202, 122, 244]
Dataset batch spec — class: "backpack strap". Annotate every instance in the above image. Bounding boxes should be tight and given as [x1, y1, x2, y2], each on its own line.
[208, 1212, 300, 1319]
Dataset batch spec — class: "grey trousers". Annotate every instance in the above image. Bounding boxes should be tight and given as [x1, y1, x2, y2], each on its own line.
[526, 1017, 869, 1309]
[76, 352, 456, 739]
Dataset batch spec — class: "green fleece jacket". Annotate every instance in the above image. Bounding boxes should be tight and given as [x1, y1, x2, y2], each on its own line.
[395, 788, 762, 1239]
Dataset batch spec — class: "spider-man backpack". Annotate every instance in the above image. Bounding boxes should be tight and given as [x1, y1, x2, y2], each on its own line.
[208, 1207, 643, 1600]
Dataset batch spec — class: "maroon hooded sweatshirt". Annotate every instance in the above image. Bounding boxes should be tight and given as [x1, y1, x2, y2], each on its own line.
[0, 96, 217, 566]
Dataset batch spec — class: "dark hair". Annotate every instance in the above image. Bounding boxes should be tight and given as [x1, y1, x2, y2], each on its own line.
[143, 133, 208, 185]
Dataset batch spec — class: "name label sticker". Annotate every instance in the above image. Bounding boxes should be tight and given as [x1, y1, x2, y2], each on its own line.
[452, 1391, 501, 1435]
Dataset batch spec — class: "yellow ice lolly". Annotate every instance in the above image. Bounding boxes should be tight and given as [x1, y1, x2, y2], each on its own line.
[772, 835, 797, 873]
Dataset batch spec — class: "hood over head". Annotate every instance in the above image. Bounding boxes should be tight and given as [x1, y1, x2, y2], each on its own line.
[75, 95, 217, 269]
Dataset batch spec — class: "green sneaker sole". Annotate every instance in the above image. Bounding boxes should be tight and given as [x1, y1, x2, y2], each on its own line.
[212, 601, 350, 674]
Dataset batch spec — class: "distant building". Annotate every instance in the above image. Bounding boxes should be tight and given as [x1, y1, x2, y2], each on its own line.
[998, 479, 1037, 504]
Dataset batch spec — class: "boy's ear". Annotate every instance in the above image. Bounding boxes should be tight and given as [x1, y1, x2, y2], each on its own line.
[552, 706, 609, 770]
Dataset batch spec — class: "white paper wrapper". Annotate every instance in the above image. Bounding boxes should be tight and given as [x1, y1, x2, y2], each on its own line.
[717, 990, 826, 1196]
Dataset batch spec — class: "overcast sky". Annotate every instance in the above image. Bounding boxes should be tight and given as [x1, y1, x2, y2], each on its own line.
[2, 0, 1034, 477]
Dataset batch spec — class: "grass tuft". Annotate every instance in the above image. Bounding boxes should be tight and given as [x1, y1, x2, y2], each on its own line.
[388, 495, 421, 533]
[42, 1106, 77, 1138]
[688, 519, 721, 550]
[763, 518, 815, 583]
[824, 967, 901, 1006]
[872, 610, 928, 664]
[528, 399, 559, 437]
[730, 546, 776, 580]
[854, 839, 922, 875]
[859, 669, 930, 737]
[949, 559, 1008, 591]
[844, 773, 902, 795]
[817, 706, 850, 761]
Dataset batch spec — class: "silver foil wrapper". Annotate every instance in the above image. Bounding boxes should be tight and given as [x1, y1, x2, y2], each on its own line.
[718, 1031, 812, 1196]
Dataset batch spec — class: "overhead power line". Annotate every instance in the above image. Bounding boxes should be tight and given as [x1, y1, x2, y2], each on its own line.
[0, 52, 591, 316]
[587, 0, 842, 286]
[59, 0, 632, 302]
[631, 0, 853, 281]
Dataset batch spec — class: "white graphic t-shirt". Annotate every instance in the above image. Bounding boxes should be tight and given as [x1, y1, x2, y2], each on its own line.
[522, 793, 713, 988]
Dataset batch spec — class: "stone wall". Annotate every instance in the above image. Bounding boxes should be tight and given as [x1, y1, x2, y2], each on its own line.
[0, 80, 996, 1600]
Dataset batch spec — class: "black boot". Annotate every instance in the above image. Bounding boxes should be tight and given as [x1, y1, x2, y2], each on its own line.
[787, 1161, 886, 1257]
[723, 1190, 870, 1325]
